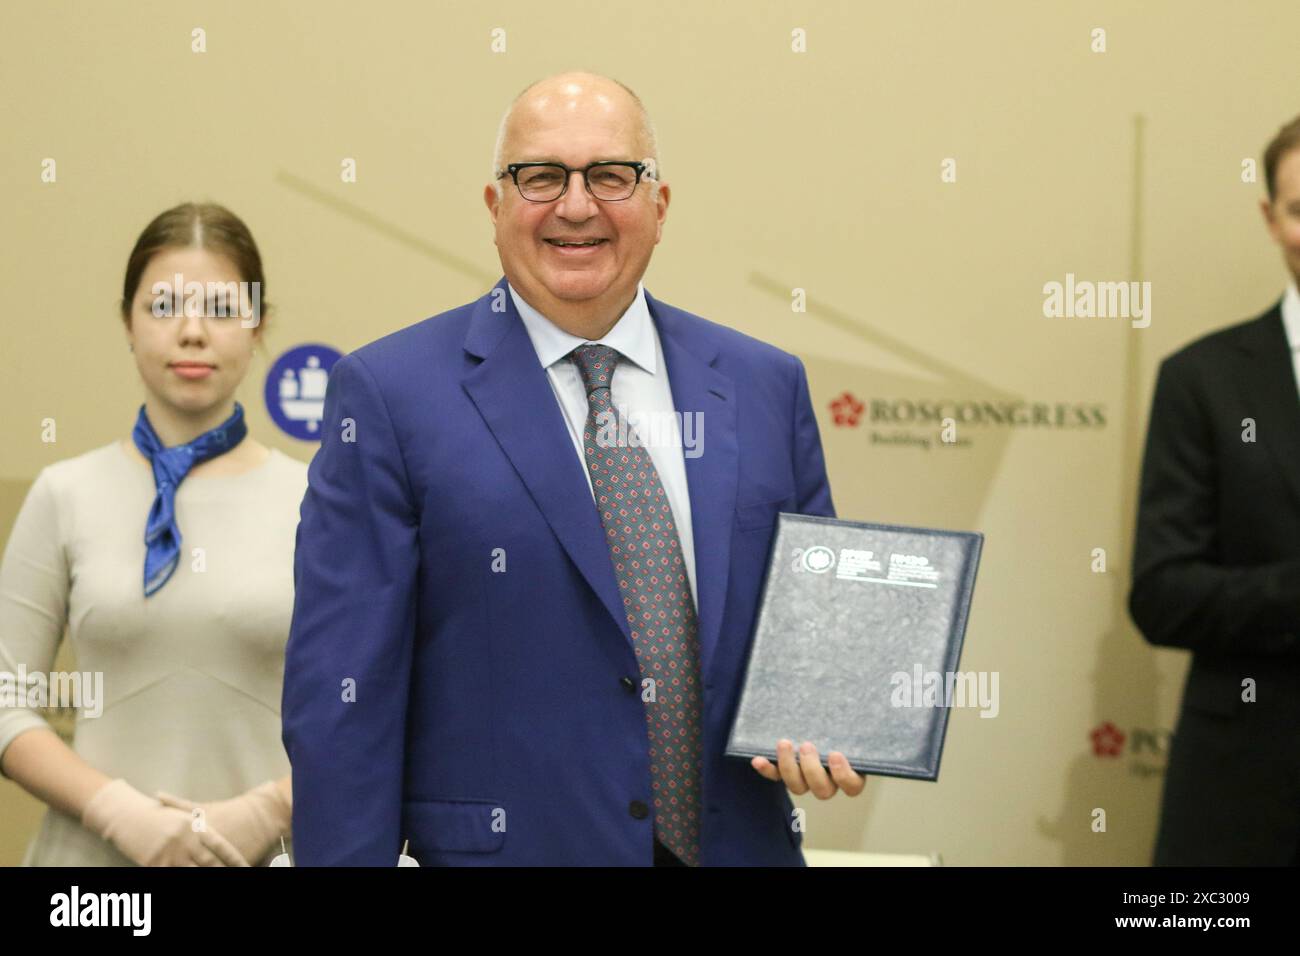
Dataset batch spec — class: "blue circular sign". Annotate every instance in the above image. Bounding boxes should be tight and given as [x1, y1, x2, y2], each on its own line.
[264, 343, 343, 441]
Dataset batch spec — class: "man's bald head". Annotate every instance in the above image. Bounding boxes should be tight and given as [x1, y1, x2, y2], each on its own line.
[483, 70, 670, 338]
[491, 71, 660, 197]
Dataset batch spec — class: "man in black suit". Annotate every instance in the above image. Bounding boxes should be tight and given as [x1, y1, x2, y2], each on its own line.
[1129, 115, 1300, 866]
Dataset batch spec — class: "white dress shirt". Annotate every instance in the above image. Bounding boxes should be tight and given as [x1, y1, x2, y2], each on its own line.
[508, 280, 699, 610]
[1279, 277, 1300, 398]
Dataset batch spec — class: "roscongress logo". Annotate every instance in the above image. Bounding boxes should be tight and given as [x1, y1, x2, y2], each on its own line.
[1089, 720, 1170, 778]
[829, 391, 1106, 429]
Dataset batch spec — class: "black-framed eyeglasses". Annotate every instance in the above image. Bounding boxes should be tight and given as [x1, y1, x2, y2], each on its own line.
[496, 161, 655, 202]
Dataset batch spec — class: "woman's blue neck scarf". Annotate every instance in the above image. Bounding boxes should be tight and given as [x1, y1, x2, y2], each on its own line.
[131, 402, 248, 597]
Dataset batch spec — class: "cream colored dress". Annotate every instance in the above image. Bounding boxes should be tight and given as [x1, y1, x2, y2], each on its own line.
[0, 440, 308, 865]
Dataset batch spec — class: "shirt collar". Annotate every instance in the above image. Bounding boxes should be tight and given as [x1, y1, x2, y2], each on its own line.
[1281, 275, 1300, 350]
[508, 279, 656, 375]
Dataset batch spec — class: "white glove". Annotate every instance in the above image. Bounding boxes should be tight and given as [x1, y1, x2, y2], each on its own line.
[81, 778, 250, 867]
[156, 780, 291, 866]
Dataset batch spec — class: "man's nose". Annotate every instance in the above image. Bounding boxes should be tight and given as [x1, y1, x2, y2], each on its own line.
[556, 169, 597, 218]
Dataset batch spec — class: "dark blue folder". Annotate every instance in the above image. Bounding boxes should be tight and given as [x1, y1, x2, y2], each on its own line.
[725, 513, 984, 781]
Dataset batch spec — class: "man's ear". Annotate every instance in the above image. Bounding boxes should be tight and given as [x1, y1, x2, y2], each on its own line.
[484, 183, 501, 225]
[653, 182, 670, 244]
[1260, 196, 1281, 243]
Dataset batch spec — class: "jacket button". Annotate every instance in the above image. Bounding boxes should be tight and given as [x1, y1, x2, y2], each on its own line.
[629, 800, 649, 819]
[620, 676, 636, 693]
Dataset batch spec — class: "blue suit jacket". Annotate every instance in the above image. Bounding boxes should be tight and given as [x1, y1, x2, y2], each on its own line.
[282, 276, 836, 865]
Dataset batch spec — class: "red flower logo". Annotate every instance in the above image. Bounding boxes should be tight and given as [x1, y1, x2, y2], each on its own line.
[830, 391, 864, 427]
[1090, 721, 1126, 757]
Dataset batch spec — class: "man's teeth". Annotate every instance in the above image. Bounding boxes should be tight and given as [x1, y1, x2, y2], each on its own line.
[548, 239, 605, 246]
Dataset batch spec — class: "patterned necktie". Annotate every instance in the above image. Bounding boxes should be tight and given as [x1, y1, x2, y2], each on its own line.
[570, 343, 704, 866]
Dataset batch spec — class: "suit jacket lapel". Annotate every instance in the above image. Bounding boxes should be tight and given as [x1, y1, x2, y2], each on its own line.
[648, 290, 739, 686]
[1234, 302, 1300, 508]
[462, 278, 633, 649]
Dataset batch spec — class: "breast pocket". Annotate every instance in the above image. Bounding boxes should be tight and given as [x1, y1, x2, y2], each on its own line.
[402, 798, 507, 857]
[734, 484, 795, 533]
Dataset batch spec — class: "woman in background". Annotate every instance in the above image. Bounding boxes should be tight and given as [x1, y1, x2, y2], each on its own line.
[0, 202, 307, 865]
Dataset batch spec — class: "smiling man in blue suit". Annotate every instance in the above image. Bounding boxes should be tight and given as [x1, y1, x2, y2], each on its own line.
[282, 71, 865, 867]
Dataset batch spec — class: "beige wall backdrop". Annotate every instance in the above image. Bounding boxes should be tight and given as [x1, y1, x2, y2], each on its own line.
[2, 0, 1297, 865]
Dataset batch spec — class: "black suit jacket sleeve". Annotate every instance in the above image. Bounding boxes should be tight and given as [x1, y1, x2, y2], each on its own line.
[1129, 355, 1300, 657]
